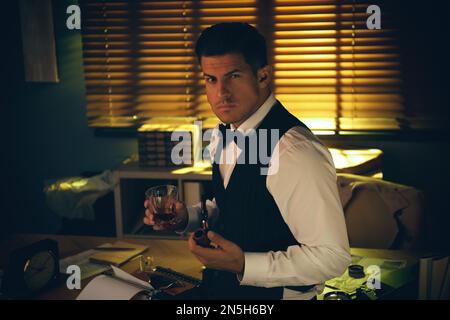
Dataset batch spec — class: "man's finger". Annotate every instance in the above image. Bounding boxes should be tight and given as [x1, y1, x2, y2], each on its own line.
[143, 216, 154, 226]
[175, 201, 184, 211]
[144, 216, 165, 231]
[145, 211, 156, 225]
[189, 233, 214, 255]
[188, 233, 204, 251]
[207, 231, 229, 248]
[145, 208, 154, 218]
[188, 233, 199, 252]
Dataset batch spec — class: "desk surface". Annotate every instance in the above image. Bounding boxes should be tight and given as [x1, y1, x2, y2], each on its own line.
[0, 234, 423, 300]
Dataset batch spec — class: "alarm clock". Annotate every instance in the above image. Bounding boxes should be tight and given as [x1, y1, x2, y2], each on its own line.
[2, 239, 60, 298]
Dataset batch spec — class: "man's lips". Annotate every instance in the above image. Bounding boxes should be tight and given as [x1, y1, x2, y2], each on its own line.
[216, 104, 236, 110]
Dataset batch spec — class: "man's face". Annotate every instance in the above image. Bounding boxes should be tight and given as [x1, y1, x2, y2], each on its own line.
[201, 53, 270, 128]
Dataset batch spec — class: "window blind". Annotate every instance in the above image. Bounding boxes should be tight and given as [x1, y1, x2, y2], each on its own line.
[272, 0, 405, 133]
[80, 0, 257, 128]
[80, 0, 421, 132]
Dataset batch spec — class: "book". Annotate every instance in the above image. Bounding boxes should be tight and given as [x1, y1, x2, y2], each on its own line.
[418, 254, 449, 299]
[431, 256, 449, 299]
[152, 266, 201, 287]
[418, 255, 433, 299]
[441, 260, 450, 299]
[88, 241, 148, 266]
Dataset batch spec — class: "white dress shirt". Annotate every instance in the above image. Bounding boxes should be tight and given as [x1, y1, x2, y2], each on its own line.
[183, 93, 351, 299]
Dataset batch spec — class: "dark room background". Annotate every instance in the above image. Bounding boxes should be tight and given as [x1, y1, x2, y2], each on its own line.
[2, 0, 450, 251]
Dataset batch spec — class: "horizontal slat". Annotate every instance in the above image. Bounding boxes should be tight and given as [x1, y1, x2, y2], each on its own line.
[274, 61, 400, 70]
[87, 104, 199, 112]
[87, 94, 197, 101]
[274, 77, 401, 84]
[139, 1, 256, 9]
[81, 52, 401, 60]
[277, 93, 404, 101]
[275, 53, 400, 61]
[85, 87, 202, 94]
[275, 69, 401, 77]
[84, 70, 402, 79]
[274, 29, 397, 38]
[82, 57, 197, 64]
[82, 43, 400, 52]
[84, 65, 196, 72]
[85, 92, 404, 103]
[275, 86, 402, 94]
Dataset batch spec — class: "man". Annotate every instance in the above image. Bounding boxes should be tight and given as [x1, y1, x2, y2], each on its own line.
[144, 22, 350, 300]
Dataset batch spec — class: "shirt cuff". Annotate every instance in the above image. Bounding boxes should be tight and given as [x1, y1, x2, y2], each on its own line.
[238, 252, 269, 286]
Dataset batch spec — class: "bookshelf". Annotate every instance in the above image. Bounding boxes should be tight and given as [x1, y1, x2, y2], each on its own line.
[113, 162, 212, 239]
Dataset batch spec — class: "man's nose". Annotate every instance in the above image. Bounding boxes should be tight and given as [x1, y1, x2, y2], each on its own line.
[217, 80, 230, 99]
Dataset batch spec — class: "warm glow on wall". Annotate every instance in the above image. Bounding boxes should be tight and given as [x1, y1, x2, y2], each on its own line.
[171, 162, 212, 175]
[138, 117, 198, 132]
[329, 148, 382, 169]
[302, 118, 336, 130]
[170, 147, 383, 176]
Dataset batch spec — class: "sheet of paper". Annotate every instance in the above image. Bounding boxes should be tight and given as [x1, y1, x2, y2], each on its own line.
[76, 275, 146, 300]
[76, 266, 153, 300]
[111, 265, 154, 290]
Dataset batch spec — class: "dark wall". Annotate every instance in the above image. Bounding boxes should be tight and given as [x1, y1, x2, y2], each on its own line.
[381, 1, 450, 250]
[392, 1, 450, 121]
[3, 0, 137, 236]
[2, 1, 450, 249]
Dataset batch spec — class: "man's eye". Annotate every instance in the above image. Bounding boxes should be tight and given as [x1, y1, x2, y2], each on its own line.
[231, 73, 240, 78]
[205, 77, 215, 83]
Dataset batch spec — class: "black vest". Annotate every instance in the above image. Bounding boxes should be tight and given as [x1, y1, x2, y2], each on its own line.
[202, 101, 314, 300]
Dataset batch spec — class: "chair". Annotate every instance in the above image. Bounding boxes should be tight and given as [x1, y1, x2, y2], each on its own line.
[337, 174, 426, 250]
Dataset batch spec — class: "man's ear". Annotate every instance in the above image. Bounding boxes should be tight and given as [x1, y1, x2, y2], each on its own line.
[257, 65, 272, 88]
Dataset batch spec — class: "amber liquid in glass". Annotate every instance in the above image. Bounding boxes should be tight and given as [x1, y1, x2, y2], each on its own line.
[153, 208, 176, 223]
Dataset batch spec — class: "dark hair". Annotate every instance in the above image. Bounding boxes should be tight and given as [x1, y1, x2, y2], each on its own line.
[195, 22, 268, 74]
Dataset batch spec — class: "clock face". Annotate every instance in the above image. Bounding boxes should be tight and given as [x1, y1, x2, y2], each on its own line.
[23, 250, 57, 292]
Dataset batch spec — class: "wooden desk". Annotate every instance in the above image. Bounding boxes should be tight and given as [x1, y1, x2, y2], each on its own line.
[0, 234, 203, 300]
[0, 234, 422, 300]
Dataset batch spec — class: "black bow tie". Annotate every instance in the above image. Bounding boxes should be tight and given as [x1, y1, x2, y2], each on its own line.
[218, 123, 230, 137]
[218, 123, 247, 148]
[215, 124, 257, 165]
[218, 123, 230, 148]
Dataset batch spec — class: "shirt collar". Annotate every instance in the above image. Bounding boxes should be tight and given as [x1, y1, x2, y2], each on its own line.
[228, 92, 276, 133]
